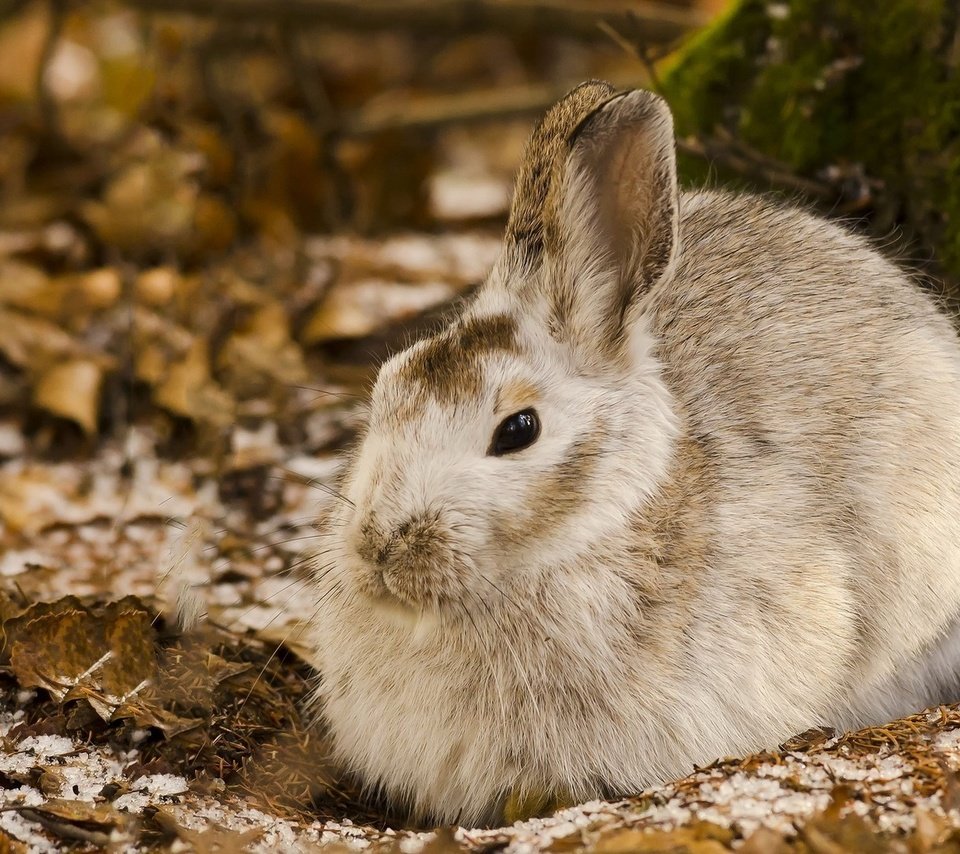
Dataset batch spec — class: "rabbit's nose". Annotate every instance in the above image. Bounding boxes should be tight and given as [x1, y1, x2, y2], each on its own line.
[355, 513, 440, 570]
[355, 516, 393, 566]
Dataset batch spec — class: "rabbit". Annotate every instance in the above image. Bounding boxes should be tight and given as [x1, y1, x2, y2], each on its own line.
[309, 80, 960, 828]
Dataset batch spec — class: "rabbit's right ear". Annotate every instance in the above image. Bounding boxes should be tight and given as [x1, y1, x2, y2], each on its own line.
[521, 89, 679, 362]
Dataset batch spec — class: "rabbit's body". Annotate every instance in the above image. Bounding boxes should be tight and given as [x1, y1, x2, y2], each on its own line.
[311, 83, 960, 826]
[653, 191, 960, 734]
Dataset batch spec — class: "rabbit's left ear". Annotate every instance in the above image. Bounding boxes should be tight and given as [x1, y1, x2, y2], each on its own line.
[548, 90, 679, 352]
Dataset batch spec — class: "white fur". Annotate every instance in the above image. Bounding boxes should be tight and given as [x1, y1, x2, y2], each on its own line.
[308, 92, 960, 827]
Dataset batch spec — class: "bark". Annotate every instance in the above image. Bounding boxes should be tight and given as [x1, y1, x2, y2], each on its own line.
[124, 0, 708, 44]
[662, 0, 960, 290]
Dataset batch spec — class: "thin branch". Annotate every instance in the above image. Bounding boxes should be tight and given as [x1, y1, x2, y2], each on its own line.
[340, 76, 644, 137]
[676, 134, 836, 201]
[123, 0, 708, 44]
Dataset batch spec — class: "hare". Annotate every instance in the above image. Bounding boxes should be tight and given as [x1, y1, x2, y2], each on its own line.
[310, 81, 960, 827]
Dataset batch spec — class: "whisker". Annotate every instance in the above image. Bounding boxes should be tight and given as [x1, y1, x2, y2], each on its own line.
[288, 384, 364, 402]
[268, 472, 355, 509]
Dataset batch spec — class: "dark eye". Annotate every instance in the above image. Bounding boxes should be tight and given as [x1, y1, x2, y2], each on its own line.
[489, 408, 541, 456]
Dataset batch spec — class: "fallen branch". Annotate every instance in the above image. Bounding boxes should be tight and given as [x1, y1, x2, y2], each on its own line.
[676, 134, 837, 202]
[341, 78, 642, 136]
[123, 0, 707, 43]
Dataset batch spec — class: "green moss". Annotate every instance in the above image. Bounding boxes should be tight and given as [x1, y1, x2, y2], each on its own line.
[662, 0, 960, 283]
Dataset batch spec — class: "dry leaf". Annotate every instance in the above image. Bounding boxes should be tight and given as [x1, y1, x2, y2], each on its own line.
[20, 798, 124, 848]
[738, 826, 792, 853]
[150, 806, 263, 852]
[218, 301, 307, 396]
[3, 597, 156, 711]
[82, 148, 200, 255]
[0, 307, 81, 368]
[74, 268, 122, 310]
[153, 339, 234, 427]
[0, 259, 61, 314]
[33, 358, 104, 433]
[594, 824, 734, 854]
[0, 2, 48, 102]
[135, 266, 180, 307]
[302, 278, 453, 343]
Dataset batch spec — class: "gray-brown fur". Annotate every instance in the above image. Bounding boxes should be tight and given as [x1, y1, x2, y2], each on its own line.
[490, 432, 603, 547]
[504, 80, 617, 259]
[397, 313, 518, 405]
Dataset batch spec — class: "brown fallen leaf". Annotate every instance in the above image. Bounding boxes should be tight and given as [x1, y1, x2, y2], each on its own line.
[82, 147, 200, 255]
[0, 259, 61, 315]
[19, 799, 125, 848]
[110, 698, 204, 739]
[73, 267, 122, 311]
[593, 824, 734, 854]
[3, 596, 156, 711]
[780, 726, 836, 753]
[32, 357, 104, 433]
[302, 278, 454, 343]
[100, 600, 159, 697]
[0, 2, 48, 103]
[149, 806, 263, 853]
[737, 826, 792, 853]
[218, 301, 307, 397]
[0, 308, 80, 369]
[153, 339, 234, 427]
[135, 266, 180, 307]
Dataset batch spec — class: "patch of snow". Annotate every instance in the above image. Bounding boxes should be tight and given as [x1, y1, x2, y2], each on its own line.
[0, 786, 57, 852]
[133, 773, 189, 798]
[57, 751, 126, 800]
[17, 735, 75, 758]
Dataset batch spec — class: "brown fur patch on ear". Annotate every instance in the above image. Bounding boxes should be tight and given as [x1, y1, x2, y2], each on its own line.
[505, 81, 618, 260]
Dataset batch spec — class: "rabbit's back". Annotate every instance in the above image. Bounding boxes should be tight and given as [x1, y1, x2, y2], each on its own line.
[649, 190, 960, 725]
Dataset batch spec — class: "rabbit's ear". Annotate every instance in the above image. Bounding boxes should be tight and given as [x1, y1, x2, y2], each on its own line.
[505, 80, 618, 255]
[546, 90, 679, 355]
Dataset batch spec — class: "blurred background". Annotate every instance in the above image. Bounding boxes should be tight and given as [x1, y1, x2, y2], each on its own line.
[0, 0, 727, 461]
[2, 0, 959, 460]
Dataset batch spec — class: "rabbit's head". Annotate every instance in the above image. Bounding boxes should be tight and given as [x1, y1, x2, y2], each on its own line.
[327, 83, 682, 618]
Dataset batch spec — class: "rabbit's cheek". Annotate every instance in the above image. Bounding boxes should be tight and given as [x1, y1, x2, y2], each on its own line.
[490, 432, 601, 549]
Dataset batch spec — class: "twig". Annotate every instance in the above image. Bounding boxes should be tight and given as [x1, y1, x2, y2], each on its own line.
[341, 76, 643, 137]
[123, 0, 708, 44]
[36, 0, 66, 137]
[597, 14, 668, 93]
[677, 134, 836, 201]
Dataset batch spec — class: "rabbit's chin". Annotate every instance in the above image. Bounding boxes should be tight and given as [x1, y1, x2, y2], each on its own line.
[364, 592, 441, 639]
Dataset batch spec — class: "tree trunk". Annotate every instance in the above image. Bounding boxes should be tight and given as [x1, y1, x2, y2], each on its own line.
[662, 0, 960, 292]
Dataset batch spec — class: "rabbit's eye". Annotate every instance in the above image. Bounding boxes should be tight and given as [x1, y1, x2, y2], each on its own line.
[490, 409, 540, 456]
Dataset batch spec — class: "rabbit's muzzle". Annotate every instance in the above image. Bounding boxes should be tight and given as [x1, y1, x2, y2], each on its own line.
[353, 511, 460, 608]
